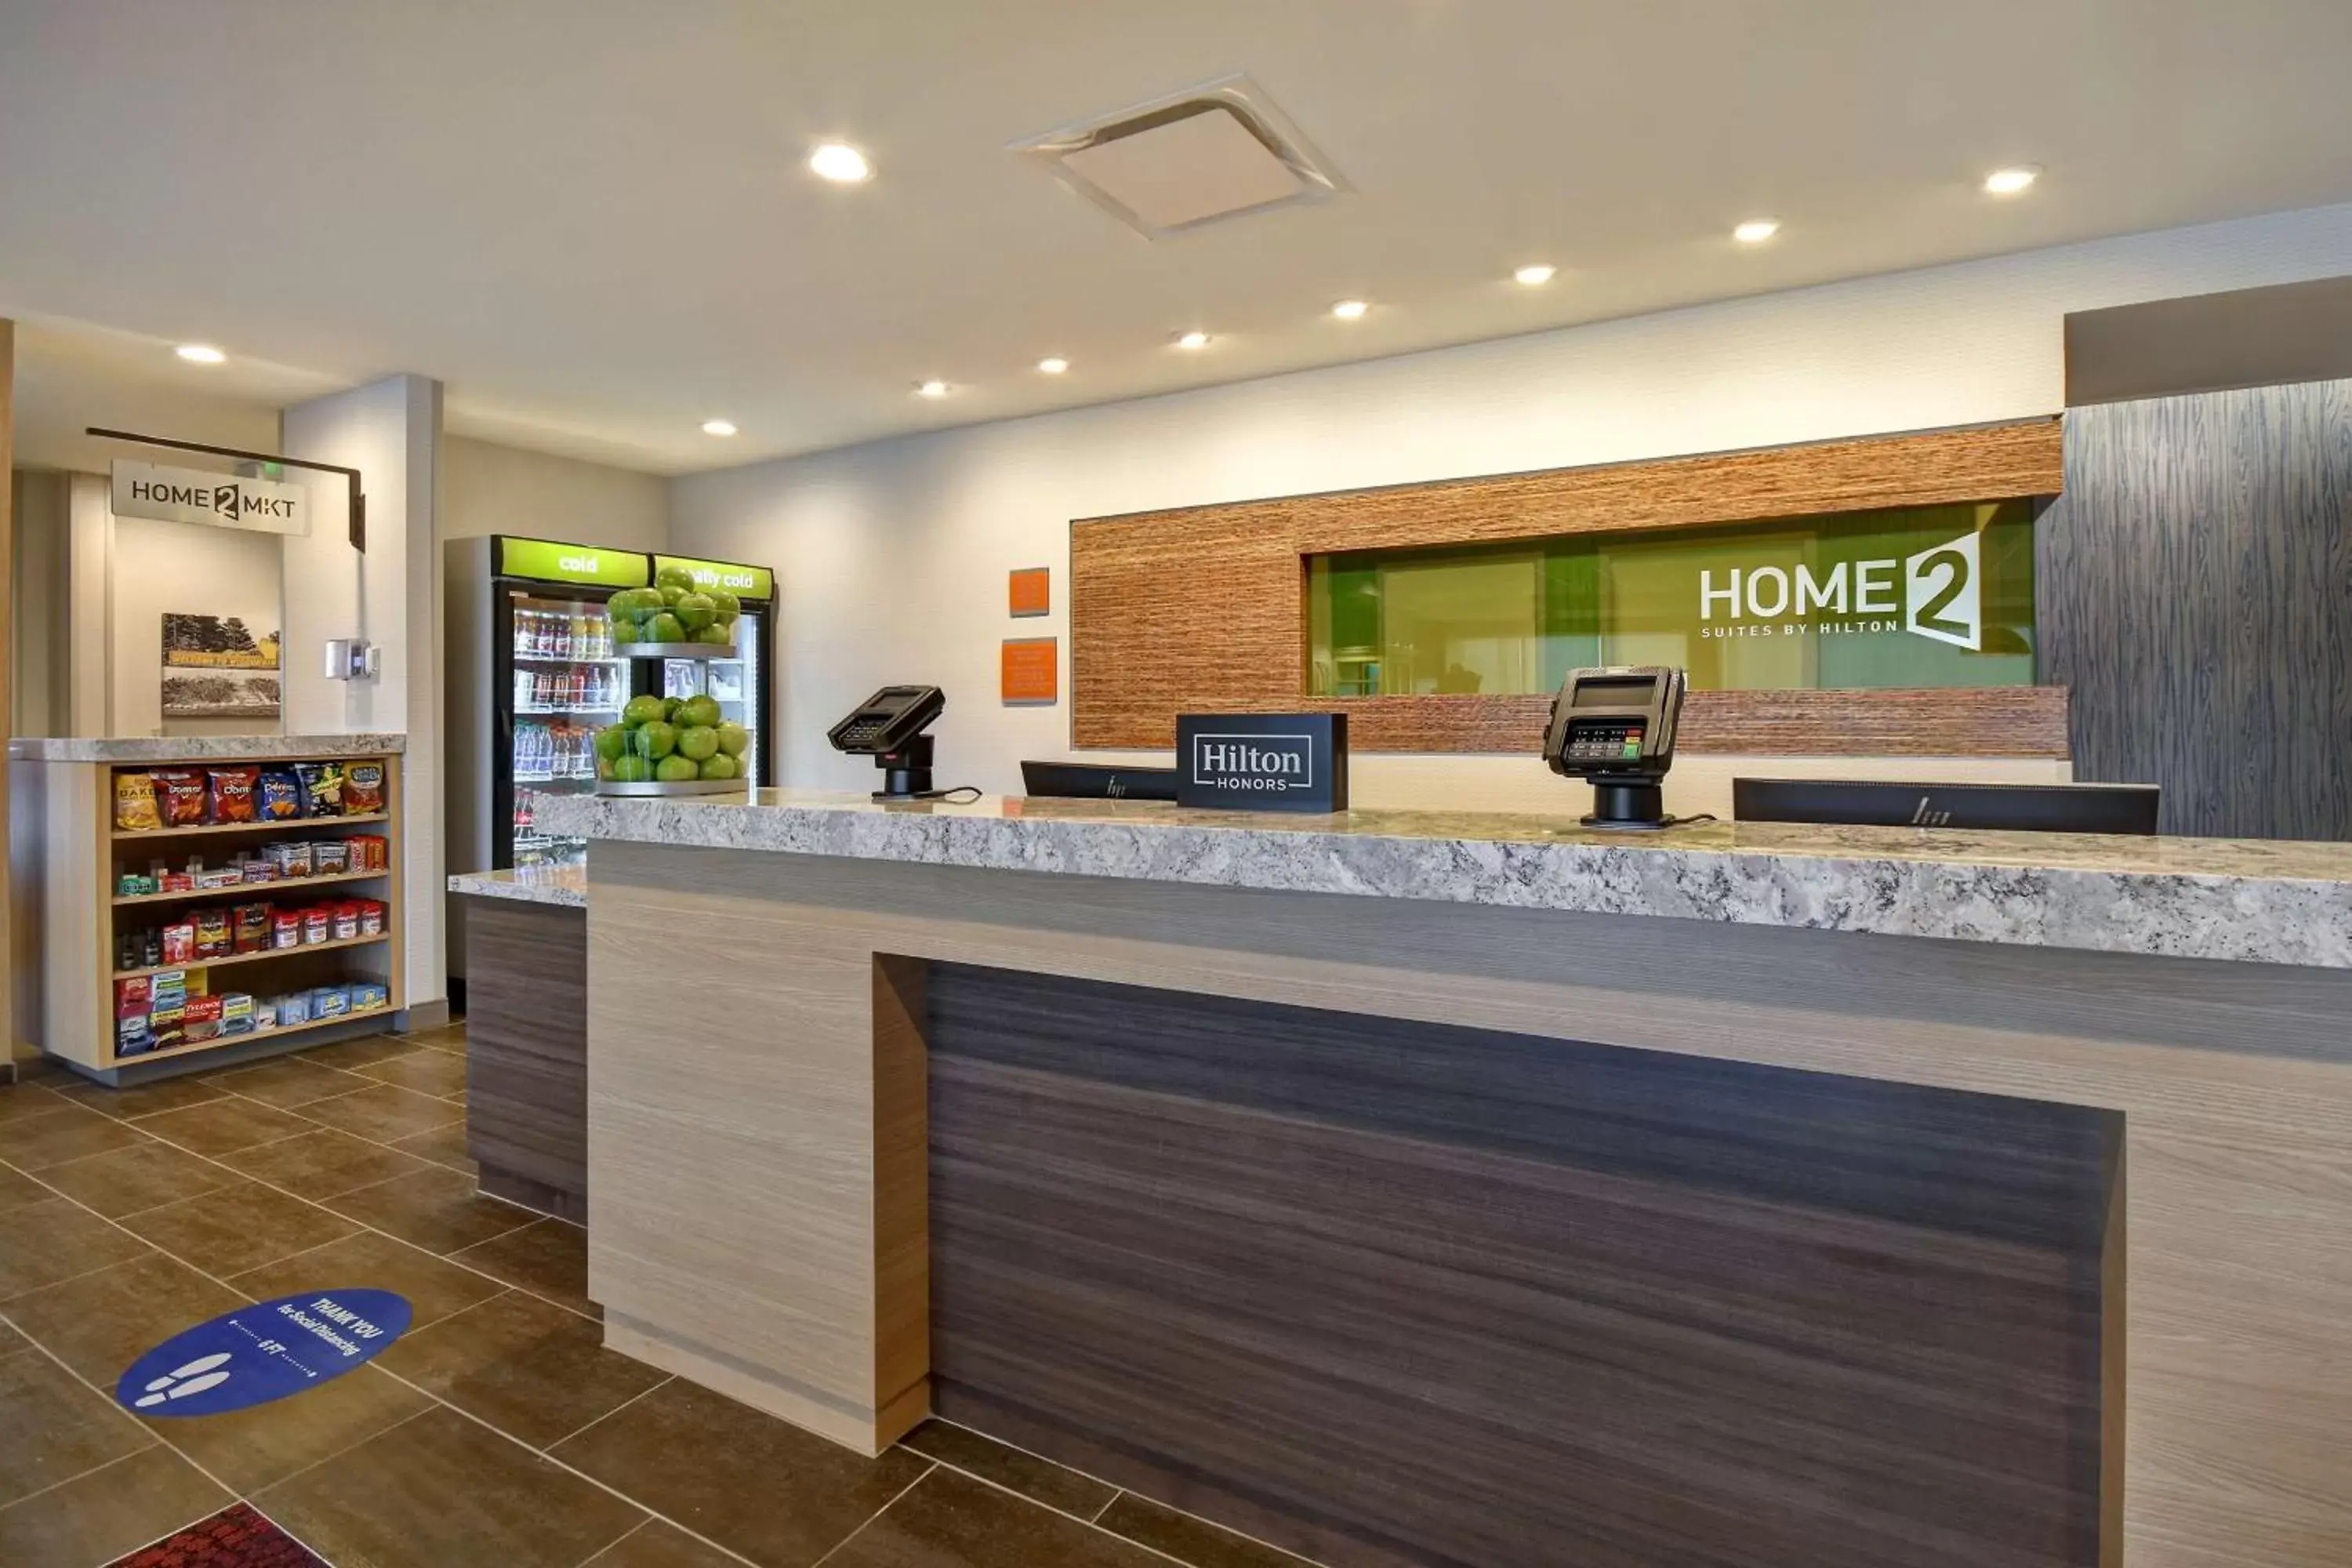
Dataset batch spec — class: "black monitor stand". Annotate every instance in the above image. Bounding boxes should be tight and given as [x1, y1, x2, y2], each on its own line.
[872, 735, 936, 800]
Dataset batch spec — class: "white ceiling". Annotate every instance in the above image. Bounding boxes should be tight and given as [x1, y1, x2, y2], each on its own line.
[5, 1, 2352, 477]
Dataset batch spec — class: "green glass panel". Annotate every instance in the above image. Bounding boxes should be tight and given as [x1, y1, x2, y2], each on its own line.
[1303, 500, 2035, 695]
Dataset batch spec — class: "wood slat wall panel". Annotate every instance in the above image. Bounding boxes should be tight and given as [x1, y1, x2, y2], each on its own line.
[928, 960, 2109, 1568]
[1071, 419, 2066, 754]
[2042, 381, 2352, 839]
[465, 898, 588, 1222]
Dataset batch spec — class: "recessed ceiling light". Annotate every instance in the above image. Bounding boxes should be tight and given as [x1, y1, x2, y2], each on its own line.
[1036, 357, 1069, 375]
[1984, 165, 2041, 195]
[808, 141, 873, 183]
[1732, 220, 1780, 244]
[1174, 330, 1211, 350]
[916, 379, 950, 398]
[700, 419, 738, 437]
[175, 343, 226, 364]
[1330, 299, 1370, 320]
[1512, 264, 1557, 286]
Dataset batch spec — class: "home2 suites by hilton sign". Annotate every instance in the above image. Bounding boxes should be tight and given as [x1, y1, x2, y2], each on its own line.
[1175, 713, 1349, 813]
[111, 460, 311, 537]
[1698, 531, 1983, 650]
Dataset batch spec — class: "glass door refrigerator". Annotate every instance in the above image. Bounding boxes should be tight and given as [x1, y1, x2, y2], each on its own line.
[474, 536, 651, 869]
[648, 554, 776, 789]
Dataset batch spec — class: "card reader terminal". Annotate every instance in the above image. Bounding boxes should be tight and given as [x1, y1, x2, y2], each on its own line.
[1542, 666, 1689, 829]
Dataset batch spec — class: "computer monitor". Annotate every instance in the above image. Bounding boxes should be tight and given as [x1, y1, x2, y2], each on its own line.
[1019, 761, 1179, 802]
[1733, 778, 2161, 836]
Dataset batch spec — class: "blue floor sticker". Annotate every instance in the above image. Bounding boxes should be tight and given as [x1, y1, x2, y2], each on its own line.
[114, 1290, 412, 1417]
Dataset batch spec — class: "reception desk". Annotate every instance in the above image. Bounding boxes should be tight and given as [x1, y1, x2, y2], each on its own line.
[537, 789, 2352, 1568]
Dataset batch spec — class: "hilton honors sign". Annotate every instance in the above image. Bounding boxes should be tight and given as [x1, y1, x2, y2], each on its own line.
[1175, 713, 1349, 813]
[111, 460, 311, 538]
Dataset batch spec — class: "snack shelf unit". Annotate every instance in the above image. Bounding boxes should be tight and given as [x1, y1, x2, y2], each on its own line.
[15, 743, 406, 1082]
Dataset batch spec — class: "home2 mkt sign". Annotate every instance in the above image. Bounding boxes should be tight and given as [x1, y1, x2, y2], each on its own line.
[1700, 532, 1983, 650]
[112, 460, 310, 537]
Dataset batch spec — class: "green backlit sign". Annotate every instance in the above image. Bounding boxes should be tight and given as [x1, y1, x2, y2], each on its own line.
[655, 555, 773, 601]
[1307, 501, 2034, 697]
[496, 537, 650, 589]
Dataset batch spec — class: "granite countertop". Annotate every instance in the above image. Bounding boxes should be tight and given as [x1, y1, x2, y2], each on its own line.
[534, 789, 2352, 969]
[447, 866, 586, 909]
[11, 734, 408, 764]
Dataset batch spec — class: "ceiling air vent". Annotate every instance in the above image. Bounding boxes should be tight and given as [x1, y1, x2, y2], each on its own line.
[1009, 74, 1345, 239]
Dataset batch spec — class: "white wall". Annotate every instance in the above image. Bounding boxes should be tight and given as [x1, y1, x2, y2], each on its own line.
[442, 435, 667, 551]
[282, 375, 445, 1011]
[673, 201, 2352, 816]
[108, 514, 284, 738]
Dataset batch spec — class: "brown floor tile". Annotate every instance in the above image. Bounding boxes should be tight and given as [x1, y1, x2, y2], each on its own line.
[212, 1055, 376, 1110]
[256, 1404, 644, 1568]
[0, 1103, 154, 1171]
[898, 1421, 1118, 1519]
[395, 1022, 470, 1051]
[230, 1229, 508, 1331]
[826, 1467, 1167, 1568]
[0, 1443, 231, 1566]
[0, 1347, 157, 1507]
[296, 1033, 429, 1070]
[0, 1319, 29, 1358]
[379, 1290, 667, 1448]
[586, 1519, 746, 1567]
[0, 1198, 154, 1302]
[34, 1139, 246, 1219]
[553, 1377, 931, 1568]
[389, 1119, 477, 1175]
[325, 1164, 534, 1254]
[0, 1080, 71, 1126]
[0, 1163, 49, 1209]
[1096, 1494, 1323, 1568]
[219, 1127, 434, 1198]
[299, 1083, 463, 1144]
[119, 1181, 361, 1276]
[135, 1096, 322, 1158]
[354, 1047, 469, 1099]
[5, 1252, 245, 1385]
[163, 1363, 437, 1496]
[451, 1216, 594, 1316]
[52, 1073, 230, 1121]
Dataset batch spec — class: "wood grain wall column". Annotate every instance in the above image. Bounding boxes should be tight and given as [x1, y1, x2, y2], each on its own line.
[2, 318, 16, 1073]
[1069, 418, 2067, 755]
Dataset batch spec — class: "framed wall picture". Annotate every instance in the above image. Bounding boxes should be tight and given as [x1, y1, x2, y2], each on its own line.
[161, 613, 281, 719]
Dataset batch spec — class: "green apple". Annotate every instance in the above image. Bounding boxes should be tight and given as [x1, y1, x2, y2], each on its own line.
[630, 720, 679, 760]
[674, 593, 717, 632]
[596, 757, 614, 780]
[676, 724, 720, 762]
[693, 622, 734, 646]
[622, 694, 666, 727]
[647, 612, 687, 644]
[655, 753, 700, 782]
[698, 752, 739, 781]
[660, 696, 684, 721]
[658, 584, 687, 608]
[714, 721, 750, 757]
[655, 564, 698, 593]
[707, 589, 741, 619]
[593, 724, 630, 763]
[611, 617, 639, 647]
[677, 695, 721, 729]
[610, 753, 653, 782]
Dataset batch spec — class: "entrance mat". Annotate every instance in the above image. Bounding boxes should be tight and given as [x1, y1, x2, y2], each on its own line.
[108, 1503, 327, 1568]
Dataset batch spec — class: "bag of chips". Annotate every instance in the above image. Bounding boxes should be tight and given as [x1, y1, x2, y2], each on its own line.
[207, 767, 259, 824]
[114, 772, 163, 832]
[257, 768, 303, 820]
[153, 768, 209, 827]
[294, 761, 347, 818]
[344, 761, 385, 815]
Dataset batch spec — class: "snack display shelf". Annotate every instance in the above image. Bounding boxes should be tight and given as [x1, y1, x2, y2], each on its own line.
[112, 811, 392, 842]
[113, 931, 390, 982]
[112, 869, 391, 906]
[114, 1005, 398, 1067]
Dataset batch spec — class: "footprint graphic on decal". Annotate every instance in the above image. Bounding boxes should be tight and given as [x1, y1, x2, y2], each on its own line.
[132, 1352, 234, 1407]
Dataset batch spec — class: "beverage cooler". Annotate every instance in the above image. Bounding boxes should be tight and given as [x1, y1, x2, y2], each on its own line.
[445, 536, 777, 882]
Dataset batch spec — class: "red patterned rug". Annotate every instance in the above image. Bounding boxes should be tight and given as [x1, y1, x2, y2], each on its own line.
[108, 1504, 326, 1568]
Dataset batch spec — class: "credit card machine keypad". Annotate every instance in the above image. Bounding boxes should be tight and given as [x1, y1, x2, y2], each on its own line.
[1563, 721, 1646, 763]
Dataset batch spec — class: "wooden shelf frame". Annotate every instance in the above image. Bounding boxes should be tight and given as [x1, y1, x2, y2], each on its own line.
[113, 931, 389, 982]
[111, 811, 390, 842]
[112, 869, 390, 906]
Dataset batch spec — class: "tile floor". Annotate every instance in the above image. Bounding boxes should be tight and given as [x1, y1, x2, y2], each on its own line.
[0, 1025, 1320, 1568]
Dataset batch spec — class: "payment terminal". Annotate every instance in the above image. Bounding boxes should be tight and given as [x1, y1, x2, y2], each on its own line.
[1541, 666, 1689, 829]
[827, 684, 948, 800]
